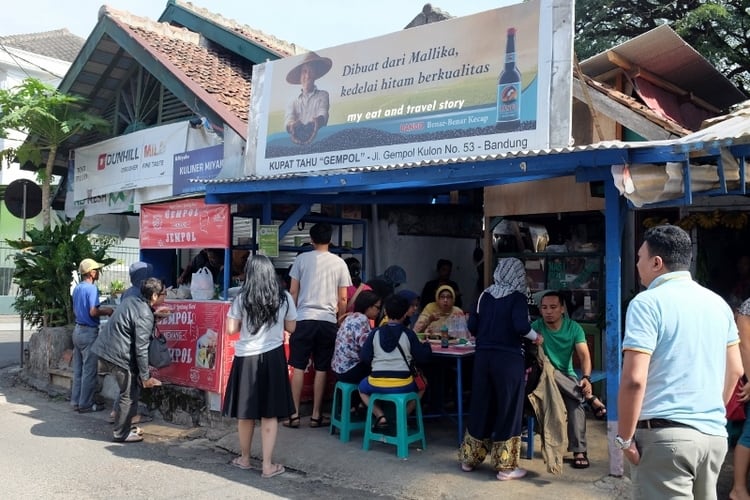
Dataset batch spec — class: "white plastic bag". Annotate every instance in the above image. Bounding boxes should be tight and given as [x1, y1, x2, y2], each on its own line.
[190, 267, 215, 300]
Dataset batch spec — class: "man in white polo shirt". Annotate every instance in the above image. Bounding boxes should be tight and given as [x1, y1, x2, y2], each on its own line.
[617, 225, 742, 499]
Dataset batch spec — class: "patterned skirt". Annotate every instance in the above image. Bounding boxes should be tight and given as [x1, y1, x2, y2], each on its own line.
[458, 430, 522, 471]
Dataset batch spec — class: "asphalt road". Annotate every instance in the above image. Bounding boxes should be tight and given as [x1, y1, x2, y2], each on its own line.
[0, 367, 392, 500]
[0, 325, 25, 369]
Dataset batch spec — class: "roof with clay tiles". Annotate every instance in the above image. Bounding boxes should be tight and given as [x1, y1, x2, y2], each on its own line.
[0, 29, 85, 62]
[164, 0, 302, 57]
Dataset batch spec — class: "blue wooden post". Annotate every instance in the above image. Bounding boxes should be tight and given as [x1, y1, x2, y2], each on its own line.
[604, 178, 624, 476]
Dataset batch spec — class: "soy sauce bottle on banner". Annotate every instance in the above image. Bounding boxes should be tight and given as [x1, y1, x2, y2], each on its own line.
[495, 27, 521, 132]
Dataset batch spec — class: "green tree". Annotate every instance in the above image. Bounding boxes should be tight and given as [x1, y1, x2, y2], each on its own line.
[6, 211, 114, 328]
[574, 0, 750, 96]
[0, 78, 109, 227]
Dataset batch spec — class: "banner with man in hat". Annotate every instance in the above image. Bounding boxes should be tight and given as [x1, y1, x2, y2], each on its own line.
[245, 0, 567, 177]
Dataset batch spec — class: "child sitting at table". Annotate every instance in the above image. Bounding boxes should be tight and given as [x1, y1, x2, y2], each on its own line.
[358, 294, 432, 431]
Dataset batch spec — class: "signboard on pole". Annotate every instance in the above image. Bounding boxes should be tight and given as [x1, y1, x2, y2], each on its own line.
[245, 0, 564, 176]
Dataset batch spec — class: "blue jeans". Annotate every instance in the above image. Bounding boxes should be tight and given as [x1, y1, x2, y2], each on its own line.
[71, 324, 100, 409]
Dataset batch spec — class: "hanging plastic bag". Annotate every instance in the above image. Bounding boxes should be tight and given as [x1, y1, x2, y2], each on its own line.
[190, 267, 215, 300]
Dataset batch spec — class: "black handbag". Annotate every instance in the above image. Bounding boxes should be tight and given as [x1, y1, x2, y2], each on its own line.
[148, 329, 172, 368]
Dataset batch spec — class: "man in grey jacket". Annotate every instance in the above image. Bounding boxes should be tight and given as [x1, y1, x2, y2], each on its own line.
[92, 277, 164, 442]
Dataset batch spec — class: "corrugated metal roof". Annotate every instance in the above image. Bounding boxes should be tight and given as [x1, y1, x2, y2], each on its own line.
[580, 25, 745, 111]
[203, 140, 648, 186]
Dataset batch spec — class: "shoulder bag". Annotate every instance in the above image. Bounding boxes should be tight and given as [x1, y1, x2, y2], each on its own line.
[149, 328, 172, 369]
[727, 375, 747, 422]
[395, 339, 427, 392]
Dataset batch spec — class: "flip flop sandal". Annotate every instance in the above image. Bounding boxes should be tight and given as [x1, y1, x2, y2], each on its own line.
[230, 457, 253, 470]
[282, 416, 300, 428]
[372, 415, 388, 431]
[309, 415, 330, 428]
[130, 426, 144, 436]
[572, 452, 590, 469]
[585, 396, 607, 420]
[460, 463, 474, 472]
[261, 463, 285, 479]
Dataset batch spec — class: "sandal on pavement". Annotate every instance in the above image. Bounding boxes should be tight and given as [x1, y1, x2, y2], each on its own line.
[572, 452, 590, 469]
[460, 463, 474, 472]
[261, 463, 285, 479]
[585, 396, 607, 420]
[372, 415, 388, 432]
[78, 403, 107, 413]
[282, 415, 300, 428]
[114, 430, 143, 443]
[497, 468, 527, 481]
[230, 457, 253, 470]
[309, 415, 330, 428]
[130, 426, 144, 436]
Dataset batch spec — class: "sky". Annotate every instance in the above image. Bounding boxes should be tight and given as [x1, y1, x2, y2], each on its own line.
[3, 0, 516, 50]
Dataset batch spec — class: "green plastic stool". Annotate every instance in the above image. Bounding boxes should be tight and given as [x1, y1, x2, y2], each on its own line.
[363, 391, 426, 458]
[329, 381, 366, 442]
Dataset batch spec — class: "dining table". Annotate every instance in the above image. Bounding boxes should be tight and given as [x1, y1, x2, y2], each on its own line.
[424, 341, 476, 444]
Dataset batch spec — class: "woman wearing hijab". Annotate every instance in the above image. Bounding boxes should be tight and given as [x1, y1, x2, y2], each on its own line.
[413, 284, 464, 334]
[459, 258, 543, 481]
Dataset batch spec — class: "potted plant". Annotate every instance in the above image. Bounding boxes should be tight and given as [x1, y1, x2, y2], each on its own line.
[7, 211, 115, 385]
[109, 279, 126, 301]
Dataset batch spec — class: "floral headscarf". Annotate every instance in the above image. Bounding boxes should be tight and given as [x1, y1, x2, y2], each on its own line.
[485, 258, 526, 299]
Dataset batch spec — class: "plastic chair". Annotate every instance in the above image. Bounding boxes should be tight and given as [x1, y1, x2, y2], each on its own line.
[329, 381, 366, 442]
[363, 391, 426, 458]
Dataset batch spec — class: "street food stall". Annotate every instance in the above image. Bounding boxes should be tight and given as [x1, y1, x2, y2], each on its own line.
[139, 198, 235, 409]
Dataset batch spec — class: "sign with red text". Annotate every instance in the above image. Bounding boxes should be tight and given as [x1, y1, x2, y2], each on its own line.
[139, 198, 230, 249]
[151, 300, 233, 393]
[73, 121, 189, 201]
[245, 0, 564, 176]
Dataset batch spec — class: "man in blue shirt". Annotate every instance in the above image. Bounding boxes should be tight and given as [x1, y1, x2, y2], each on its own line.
[71, 258, 113, 413]
[617, 225, 742, 499]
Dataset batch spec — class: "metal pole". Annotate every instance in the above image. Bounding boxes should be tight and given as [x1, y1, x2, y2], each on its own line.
[19, 181, 27, 368]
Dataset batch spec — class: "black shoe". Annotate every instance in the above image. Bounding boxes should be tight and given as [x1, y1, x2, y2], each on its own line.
[78, 403, 107, 413]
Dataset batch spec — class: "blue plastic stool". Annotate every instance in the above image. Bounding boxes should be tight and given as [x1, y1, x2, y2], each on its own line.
[329, 381, 366, 442]
[363, 392, 426, 458]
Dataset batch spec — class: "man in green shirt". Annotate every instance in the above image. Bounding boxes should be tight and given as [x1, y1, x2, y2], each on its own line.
[531, 291, 605, 469]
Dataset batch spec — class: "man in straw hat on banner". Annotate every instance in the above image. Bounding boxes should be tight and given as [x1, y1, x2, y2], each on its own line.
[285, 51, 332, 145]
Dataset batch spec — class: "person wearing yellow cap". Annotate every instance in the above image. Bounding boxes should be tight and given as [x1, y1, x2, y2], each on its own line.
[71, 258, 113, 413]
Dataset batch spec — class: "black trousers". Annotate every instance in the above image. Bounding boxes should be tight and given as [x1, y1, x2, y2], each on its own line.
[100, 359, 140, 441]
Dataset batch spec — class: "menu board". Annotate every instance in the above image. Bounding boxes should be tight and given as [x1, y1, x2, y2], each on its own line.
[140, 198, 230, 249]
[151, 300, 233, 395]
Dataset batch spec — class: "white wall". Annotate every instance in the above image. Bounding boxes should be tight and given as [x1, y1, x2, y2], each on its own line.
[369, 218, 481, 310]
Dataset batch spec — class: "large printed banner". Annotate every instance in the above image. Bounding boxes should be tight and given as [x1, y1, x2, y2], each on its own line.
[73, 121, 189, 201]
[151, 301, 233, 394]
[140, 198, 230, 249]
[246, 0, 555, 176]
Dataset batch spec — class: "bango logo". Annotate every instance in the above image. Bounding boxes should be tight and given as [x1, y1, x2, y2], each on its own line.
[97, 154, 106, 170]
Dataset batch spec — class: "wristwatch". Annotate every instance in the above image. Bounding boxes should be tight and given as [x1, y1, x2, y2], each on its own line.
[614, 435, 632, 450]
[581, 374, 592, 382]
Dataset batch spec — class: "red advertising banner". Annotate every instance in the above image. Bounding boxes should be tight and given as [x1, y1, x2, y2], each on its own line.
[151, 300, 234, 394]
[140, 198, 230, 249]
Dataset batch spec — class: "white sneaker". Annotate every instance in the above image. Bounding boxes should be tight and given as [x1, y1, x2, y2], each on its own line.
[497, 468, 527, 481]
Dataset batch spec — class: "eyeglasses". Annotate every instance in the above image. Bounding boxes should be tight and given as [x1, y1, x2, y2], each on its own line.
[158, 291, 167, 296]
[372, 304, 382, 310]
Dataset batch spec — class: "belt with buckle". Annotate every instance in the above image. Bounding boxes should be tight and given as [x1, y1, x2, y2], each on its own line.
[636, 418, 692, 430]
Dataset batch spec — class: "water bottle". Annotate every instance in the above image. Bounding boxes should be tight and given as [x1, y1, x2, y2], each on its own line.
[440, 325, 450, 348]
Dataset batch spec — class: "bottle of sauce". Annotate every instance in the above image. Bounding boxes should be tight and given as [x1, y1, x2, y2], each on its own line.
[495, 27, 521, 132]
